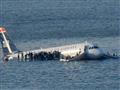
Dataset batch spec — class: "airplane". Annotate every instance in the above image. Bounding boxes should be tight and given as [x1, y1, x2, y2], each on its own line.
[0, 27, 119, 62]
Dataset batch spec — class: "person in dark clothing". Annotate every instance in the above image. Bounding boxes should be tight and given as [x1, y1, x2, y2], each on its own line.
[31, 53, 34, 60]
[25, 54, 27, 60]
[18, 53, 20, 60]
[28, 52, 33, 60]
[21, 52, 24, 60]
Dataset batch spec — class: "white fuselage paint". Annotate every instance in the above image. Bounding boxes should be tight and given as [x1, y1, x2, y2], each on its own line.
[8, 42, 105, 60]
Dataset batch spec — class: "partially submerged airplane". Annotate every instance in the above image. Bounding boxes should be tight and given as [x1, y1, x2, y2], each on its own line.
[0, 27, 119, 62]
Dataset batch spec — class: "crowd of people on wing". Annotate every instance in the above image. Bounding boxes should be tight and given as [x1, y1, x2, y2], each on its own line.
[17, 50, 119, 61]
[3, 49, 119, 62]
[17, 51, 61, 61]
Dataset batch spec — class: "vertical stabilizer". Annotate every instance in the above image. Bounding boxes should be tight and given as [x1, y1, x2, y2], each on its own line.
[0, 27, 19, 56]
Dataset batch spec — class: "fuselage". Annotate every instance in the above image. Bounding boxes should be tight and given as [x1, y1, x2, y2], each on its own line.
[7, 42, 107, 61]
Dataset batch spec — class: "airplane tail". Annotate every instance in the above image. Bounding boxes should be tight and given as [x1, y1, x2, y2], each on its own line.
[0, 27, 19, 57]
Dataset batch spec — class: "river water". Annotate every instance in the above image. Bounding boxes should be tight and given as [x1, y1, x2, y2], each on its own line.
[0, 0, 120, 90]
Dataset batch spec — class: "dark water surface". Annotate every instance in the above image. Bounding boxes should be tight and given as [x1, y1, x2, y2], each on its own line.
[0, 0, 120, 90]
[0, 59, 120, 90]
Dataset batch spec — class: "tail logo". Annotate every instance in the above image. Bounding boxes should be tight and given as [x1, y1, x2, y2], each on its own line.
[0, 27, 19, 56]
